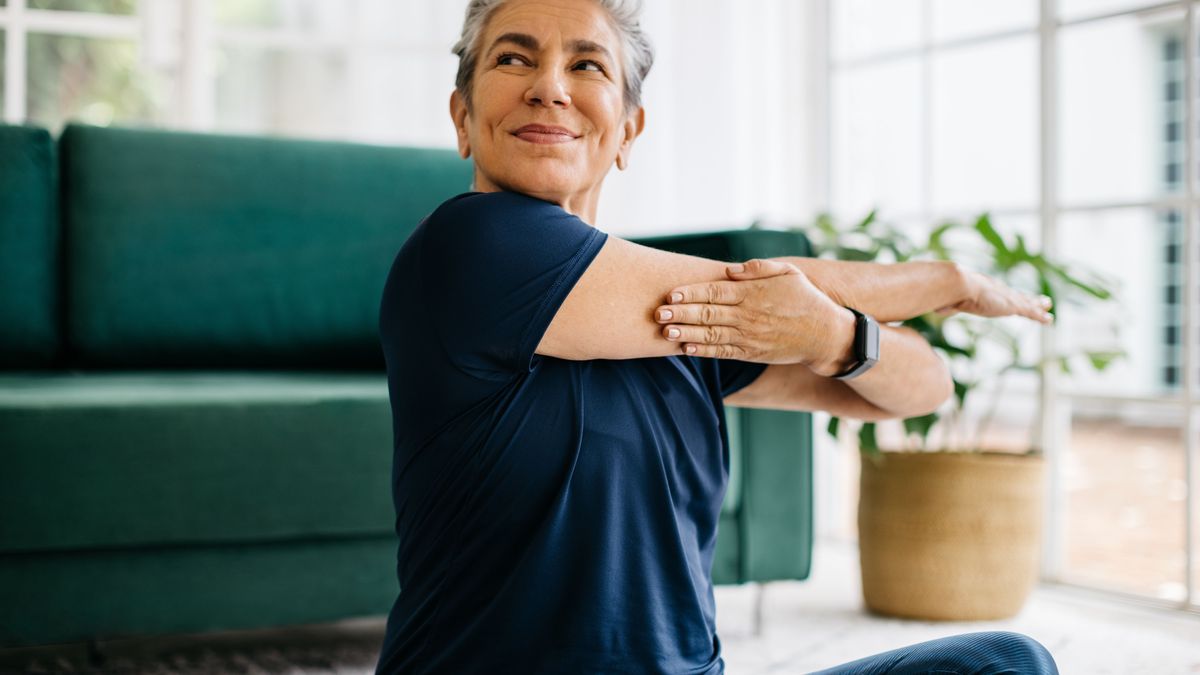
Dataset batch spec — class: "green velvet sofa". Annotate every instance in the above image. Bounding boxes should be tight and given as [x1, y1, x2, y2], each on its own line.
[0, 123, 814, 648]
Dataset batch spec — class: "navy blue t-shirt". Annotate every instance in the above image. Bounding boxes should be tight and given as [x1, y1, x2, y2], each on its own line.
[375, 191, 768, 674]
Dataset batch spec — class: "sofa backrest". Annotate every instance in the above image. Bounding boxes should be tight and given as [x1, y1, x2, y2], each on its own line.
[59, 124, 472, 369]
[0, 126, 59, 370]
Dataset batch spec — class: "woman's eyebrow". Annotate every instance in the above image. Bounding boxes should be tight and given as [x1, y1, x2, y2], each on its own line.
[488, 32, 613, 62]
[490, 32, 540, 53]
[568, 39, 613, 62]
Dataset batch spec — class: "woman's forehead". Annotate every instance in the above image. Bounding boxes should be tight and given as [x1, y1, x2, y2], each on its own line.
[482, 0, 620, 53]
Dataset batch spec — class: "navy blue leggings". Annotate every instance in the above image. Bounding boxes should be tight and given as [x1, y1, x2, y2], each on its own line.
[807, 631, 1058, 675]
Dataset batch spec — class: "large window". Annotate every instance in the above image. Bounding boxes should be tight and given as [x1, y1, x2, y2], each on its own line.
[0, 0, 467, 147]
[1, 0, 818, 237]
[830, 0, 1199, 613]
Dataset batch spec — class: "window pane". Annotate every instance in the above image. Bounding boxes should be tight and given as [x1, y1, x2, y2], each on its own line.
[341, 51, 457, 147]
[215, 45, 347, 139]
[1193, 409, 1200, 608]
[1058, 207, 1180, 399]
[215, 0, 348, 35]
[832, 0, 922, 61]
[27, 34, 166, 133]
[932, 0, 1036, 42]
[1059, 0, 1170, 22]
[1063, 405, 1187, 601]
[1059, 10, 1184, 206]
[932, 36, 1038, 214]
[28, 0, 135, 13]
[831, 58, 924, 219]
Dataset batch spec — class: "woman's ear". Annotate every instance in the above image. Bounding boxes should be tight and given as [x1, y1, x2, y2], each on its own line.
[450, 90, 471, 160]
[615, 106, 645, 171]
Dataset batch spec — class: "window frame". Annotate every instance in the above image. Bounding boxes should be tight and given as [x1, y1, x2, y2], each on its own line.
[826, 0, 1200, 617]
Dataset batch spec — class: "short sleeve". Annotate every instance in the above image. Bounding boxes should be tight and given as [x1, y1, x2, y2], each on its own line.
[419, 191, 608, 378]
[717, 359, 768, 398]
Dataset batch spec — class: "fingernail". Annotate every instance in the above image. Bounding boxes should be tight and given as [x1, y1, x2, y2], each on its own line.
[667, 328, 680, 339]
[670, 292, 683, 303]
[658, 309, 672, 321]
[728, 263, 744, 274]
[686, 345, 696, 354]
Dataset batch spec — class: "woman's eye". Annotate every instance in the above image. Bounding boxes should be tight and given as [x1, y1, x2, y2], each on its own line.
[575, 60, 604, 73]
[497, 53, 528, 66]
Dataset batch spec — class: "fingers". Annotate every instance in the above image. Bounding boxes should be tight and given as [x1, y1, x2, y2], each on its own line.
[653, 303, 740, 326]
[660, 323, 744, 349]
[654, 298, 748, 354]
[1026, 293, 1054, 324]
[725, 258, 800, 280]
[665, 279, 745, 306]
[678, 343, 749, 358]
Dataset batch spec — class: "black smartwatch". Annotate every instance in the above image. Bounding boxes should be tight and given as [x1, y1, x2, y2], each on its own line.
[832, 307, 880, 380]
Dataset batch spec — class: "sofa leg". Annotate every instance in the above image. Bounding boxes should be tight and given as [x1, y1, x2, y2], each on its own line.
[751, 581, 766, 637]
[86, 638, 106, 668]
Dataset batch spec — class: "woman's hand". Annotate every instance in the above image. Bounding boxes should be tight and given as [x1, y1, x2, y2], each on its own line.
[654, 258, 852, 368]
[936, 268, 1054, 324]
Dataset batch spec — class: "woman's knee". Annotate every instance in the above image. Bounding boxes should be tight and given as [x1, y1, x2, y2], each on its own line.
[971, 631, 1058, 675]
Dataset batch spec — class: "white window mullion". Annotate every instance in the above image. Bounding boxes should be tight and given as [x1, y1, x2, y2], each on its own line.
[23, 8, 137, 39]
[4, 0, 26, 124]
[920, 0, 933, 223]
[1182, 0, 1197, 611]
[180, 0, 214, 130]
[1038, 0, 1066, 585]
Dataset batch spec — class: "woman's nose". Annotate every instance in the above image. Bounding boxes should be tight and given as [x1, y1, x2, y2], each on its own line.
[524, 66, 571, 108]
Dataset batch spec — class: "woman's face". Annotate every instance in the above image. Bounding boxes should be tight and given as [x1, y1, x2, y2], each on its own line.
[450, 0, 644, 220]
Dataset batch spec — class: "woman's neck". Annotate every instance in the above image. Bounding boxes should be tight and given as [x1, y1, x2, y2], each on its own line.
[472, 172, 601, 225]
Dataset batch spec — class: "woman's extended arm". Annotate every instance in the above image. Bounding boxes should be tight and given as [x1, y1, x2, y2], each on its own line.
[770, 258, 965, 324]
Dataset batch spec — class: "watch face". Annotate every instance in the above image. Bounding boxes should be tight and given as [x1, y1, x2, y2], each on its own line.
[863, 315, 880, 361]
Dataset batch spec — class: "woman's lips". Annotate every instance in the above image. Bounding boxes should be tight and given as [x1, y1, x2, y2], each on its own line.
[513, 125, 578, 144]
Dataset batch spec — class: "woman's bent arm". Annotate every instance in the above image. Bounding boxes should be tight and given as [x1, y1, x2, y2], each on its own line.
[536, 235, 849, 366]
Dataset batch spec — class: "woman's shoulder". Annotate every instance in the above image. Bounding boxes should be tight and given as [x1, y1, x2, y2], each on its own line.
[428, 190, 567, 227]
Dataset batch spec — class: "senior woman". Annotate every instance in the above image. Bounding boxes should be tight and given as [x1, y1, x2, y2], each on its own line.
[375, 1, 1059, 673]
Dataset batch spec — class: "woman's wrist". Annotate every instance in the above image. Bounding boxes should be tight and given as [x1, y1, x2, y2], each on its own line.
[806, 304, 858, 377]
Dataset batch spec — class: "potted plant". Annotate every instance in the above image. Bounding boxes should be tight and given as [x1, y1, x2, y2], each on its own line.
[801, 210, 1124, 621]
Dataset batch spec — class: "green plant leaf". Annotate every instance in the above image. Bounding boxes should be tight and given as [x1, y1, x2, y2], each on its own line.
[827, 415, 840, 440]
[927, 221, 959, 261]
[1038, 256, 1113, 300]
[1085, 350, 1124, 371]
[953, 379, 969, 408]
[837, 246, 877, 262]
[858, 421, 881, 457]
[855, 209, 877, 232]
[903, 412, 938, 445]
[974, 214, 1015, 270]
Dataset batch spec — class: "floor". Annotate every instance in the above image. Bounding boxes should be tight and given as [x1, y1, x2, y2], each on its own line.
[4, 542, 1199, 674]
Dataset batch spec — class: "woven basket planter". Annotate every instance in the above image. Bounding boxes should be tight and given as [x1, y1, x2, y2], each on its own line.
[857, 450, 1044, 621]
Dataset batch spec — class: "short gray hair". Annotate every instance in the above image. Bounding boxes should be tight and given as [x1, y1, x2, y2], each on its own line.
[451, 0, 654, 115]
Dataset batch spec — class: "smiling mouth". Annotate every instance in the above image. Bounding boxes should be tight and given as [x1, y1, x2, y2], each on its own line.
[512, 125, 579, 145]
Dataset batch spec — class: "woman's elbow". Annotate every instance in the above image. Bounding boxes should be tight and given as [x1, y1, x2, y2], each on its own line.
[885, 356, 953, 420]
[912, 358, 955, 418]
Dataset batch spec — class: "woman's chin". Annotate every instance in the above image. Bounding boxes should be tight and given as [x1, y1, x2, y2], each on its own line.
[504, 175, 584, 202]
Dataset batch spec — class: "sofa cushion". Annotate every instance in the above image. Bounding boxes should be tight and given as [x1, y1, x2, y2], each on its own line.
[0, 126, 58, 370]
[0, 372, 744, 554]
[58, 124, 472, 369]
[0, 372, 394, 553]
